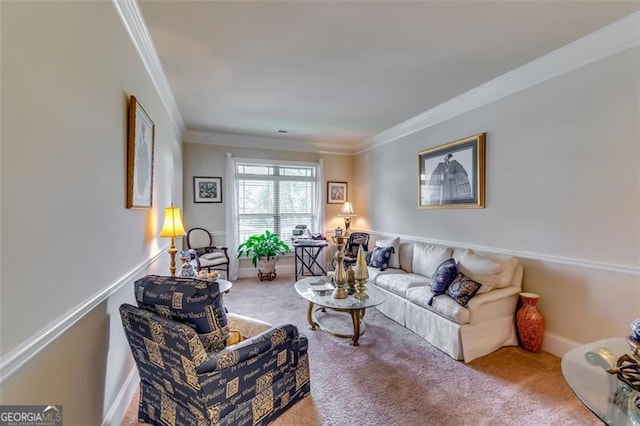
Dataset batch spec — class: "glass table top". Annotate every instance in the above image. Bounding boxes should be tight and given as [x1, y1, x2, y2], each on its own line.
[294, 276, 384, 310]
[561, 337, 640, 425]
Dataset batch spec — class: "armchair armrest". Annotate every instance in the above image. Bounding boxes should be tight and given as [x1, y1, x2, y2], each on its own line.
[197, 324, 299, 374]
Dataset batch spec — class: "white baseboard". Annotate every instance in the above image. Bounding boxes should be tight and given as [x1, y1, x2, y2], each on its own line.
[541, 332, 581, 358]
[103, 367, 139, 426]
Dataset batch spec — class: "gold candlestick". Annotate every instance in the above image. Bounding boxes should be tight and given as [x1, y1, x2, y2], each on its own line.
[354, 245, 369, 301]
[331, 236, 348, 299]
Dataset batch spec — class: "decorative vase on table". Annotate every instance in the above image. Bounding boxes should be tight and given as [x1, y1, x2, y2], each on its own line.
[516, 292, 545, 353]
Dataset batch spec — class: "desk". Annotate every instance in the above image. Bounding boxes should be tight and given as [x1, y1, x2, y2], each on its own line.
[561, 337, 640, 425]
[293, 240, 328, 281]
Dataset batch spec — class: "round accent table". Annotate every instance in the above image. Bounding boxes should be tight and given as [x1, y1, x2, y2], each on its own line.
[294, 276, 384, 346]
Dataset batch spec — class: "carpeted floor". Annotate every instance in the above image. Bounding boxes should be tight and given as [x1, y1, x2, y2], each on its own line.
[121, 275, 598, 426]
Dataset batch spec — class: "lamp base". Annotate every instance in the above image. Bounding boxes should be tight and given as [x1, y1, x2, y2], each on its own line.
[168, 238, 178, 277]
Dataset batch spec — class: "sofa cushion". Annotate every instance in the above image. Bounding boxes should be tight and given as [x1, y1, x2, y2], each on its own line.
[376, 273, 430, 298]
[429, 258, 457, 305]
[446, 273, 482, 308]
[367, 266, 406, 283]
[368, 245, 395, 270]
[398, 242, 414, 273]
[374, 237, 400, 269]
[454, 249, 518, 291]
[406, 286, 470, 325]
[412, 243, 452, 278]
[134, 275, 229, 352]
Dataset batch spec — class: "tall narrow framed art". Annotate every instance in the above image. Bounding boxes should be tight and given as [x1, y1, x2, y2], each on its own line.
[126, 95, 155, 209]
[418, 133, 485, 209]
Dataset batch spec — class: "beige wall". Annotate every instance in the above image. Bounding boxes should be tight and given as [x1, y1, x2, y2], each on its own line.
[354, 47, 640, 351]
[0, 1, 182, 423]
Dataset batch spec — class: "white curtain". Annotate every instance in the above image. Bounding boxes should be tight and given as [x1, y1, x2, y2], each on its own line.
[315, 158, 325, 236]
[225, 153, 239, 280]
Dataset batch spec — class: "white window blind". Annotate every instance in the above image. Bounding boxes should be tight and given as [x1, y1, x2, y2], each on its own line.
[235, 162, 318, 247]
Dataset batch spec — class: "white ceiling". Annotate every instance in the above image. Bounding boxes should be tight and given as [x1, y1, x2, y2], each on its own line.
[139, 1, 639, 151]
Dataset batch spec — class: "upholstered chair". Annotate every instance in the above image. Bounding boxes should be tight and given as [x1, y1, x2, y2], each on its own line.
[186, 227, 230, 279]
[344, 232, 370, 265]
[120, 275, 310, 425]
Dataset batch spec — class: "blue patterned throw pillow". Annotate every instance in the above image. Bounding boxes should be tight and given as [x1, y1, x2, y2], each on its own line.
[446, 272, 482, 308]
[134, 275, 229, 352]
[428, 258, 457, 306]
[368, 246, 395, 271]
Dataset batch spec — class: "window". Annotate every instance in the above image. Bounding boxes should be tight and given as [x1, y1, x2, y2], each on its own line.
[234, 161, 319, 247]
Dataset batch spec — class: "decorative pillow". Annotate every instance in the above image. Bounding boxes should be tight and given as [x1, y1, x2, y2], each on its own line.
[226, 330, 247, 346]
[368, 246, 395, 271]
[428, 258, 457, 306]
[412, 243, 453, 278]
[375, 237, 400, 269]
[134, 275, 229, 352]
[202, 251, 226, 260]
[446, 273, 482, 308]
[454, 249, 520, 291]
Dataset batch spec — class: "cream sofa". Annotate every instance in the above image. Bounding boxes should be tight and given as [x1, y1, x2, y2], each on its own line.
[367, 239, 523, 363]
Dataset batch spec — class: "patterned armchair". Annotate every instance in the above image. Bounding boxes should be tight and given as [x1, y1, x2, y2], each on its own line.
[120, 275, 310, 425]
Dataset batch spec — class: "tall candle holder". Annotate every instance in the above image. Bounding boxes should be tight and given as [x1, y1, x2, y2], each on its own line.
[353, 245, 369, 301]
[331, 235, 348, 299]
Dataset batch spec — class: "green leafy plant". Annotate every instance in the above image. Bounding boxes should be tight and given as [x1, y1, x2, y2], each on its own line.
[237, 230, 291, 267]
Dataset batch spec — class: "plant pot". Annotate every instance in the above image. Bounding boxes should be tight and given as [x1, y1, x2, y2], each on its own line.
[258, 257, 277, 281]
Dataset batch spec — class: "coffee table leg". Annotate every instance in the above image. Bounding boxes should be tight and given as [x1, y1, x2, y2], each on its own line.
[350, 309, 361, 346]
[307, 302, 317, 330]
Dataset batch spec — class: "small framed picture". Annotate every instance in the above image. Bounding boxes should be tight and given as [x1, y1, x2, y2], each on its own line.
[193, 176, 222, 203]
[126, 96, 155, 209]
[327, 181, 347, 204]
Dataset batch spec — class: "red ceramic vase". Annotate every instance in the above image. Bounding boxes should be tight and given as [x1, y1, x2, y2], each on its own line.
[517, 293, 545, 352]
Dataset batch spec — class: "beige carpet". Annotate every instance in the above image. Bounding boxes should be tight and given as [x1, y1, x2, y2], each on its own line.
[121, 275, 598, 426]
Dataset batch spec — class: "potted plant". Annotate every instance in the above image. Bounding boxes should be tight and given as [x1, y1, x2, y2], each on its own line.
[237, 230, 291, 281]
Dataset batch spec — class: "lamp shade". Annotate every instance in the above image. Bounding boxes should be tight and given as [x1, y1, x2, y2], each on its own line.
[160, 205, 186, 238]
[338, 201, 356, 217]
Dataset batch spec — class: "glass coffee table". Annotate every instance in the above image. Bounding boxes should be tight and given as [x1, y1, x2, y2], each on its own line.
[294, 276, 385, 346]
[561, 337, 640, 425]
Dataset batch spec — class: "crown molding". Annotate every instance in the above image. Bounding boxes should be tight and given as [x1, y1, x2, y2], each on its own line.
[357, 11, 640, 154]
[184, 130, 356, 155]
[112, 0, 185, 139]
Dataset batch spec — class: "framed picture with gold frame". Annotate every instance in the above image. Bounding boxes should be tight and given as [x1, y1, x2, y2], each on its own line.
[126, 95, 155, 209]
[418, 133, 485, 209]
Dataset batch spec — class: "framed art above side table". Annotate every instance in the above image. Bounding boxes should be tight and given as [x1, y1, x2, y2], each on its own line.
[193, 176, 222, 203]
[327, 181, 347, 204]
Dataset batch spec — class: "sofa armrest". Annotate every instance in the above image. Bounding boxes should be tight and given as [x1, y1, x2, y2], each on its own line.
[197, 323, 299, 373]
[467, 285, 520, 325]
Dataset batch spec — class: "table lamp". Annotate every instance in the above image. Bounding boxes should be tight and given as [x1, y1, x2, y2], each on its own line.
[338, 201, 356, 235]
[160, 204, 186, 276]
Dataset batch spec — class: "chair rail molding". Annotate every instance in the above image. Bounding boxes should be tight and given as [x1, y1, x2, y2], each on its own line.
[0, 248, 167, 384]
[360, 228, 640, 276]
[112, 0, 184, 139]
[357, 11, 640, 153]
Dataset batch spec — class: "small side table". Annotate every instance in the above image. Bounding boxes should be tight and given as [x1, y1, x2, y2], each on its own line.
[293, 240, 328, 281]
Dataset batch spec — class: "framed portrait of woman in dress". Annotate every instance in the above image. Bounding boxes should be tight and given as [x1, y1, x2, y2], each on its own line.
[418, 133, 485, 209]
[126, 95, 155, 209]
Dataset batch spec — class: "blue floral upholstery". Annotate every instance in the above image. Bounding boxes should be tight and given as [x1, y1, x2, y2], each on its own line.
[134, 275, 229, 352]
[121, 277, 310, 425]
[368, 246, 395, 271]
[446, 273, 482, 307]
